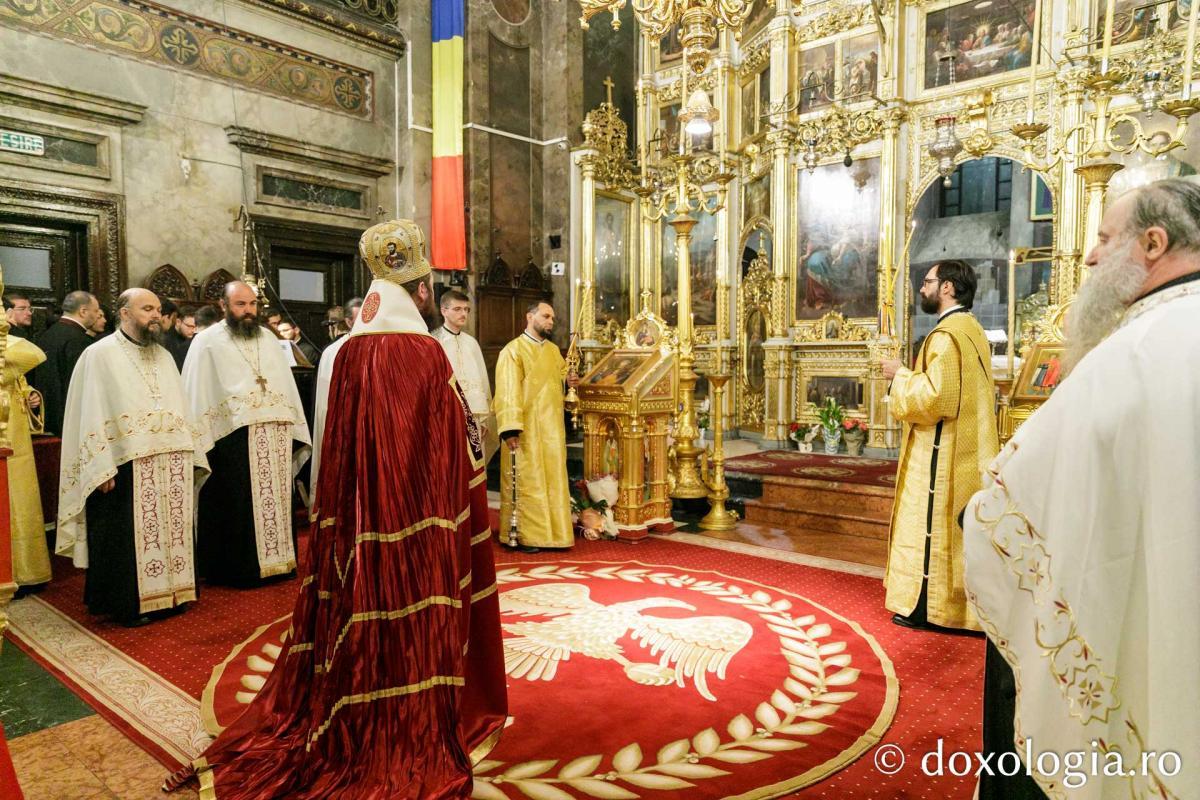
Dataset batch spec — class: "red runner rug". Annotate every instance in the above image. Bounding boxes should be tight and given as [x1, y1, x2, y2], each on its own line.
[725, 451, 898, 489]
[6, 523, 985, 798]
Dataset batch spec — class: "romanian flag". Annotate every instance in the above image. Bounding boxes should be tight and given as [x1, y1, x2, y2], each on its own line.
[432, 0, 466, 270]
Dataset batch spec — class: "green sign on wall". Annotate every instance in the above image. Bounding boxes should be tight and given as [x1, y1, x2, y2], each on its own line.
[0, 131, 45, 156]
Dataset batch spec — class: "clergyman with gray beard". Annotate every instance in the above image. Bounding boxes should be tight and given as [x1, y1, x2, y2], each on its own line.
[963, 177, 1200, 800]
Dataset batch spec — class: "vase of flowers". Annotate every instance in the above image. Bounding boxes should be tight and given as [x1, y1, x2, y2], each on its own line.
[842, 418, 869, 456]
[816, 397, 845, 455]
[696, 398, 710, 447]
[788, 422, 817, 452]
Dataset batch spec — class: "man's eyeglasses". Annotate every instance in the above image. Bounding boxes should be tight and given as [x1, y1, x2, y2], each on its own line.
[921, 278, 943, 287]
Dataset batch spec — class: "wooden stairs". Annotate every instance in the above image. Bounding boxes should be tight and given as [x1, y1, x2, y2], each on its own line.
[736, 475, 894, 570]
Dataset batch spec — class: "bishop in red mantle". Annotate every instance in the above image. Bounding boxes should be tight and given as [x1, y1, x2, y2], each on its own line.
[169, 219, 507, 799]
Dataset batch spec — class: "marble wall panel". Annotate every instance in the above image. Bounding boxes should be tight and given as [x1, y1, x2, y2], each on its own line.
[0, 0, 405, 290]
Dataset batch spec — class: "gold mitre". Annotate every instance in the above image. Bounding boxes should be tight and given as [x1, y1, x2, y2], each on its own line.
[359, 219, 432, 284]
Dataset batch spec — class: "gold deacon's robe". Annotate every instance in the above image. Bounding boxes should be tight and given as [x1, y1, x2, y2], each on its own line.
[885, 310, 998, 630]
[494, 333, 573, 548]
[5, 336, 50, 586]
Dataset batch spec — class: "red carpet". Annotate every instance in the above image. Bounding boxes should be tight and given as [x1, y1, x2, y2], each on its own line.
[206, 555, 897, 799]
[725, 451, 898, 489]
[6, 522, 986, 797]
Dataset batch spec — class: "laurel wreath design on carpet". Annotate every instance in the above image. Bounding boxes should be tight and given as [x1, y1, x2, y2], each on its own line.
[473, 565, 864, 800]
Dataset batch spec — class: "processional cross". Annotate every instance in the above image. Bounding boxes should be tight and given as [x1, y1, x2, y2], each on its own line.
[604, 75, 614, 105]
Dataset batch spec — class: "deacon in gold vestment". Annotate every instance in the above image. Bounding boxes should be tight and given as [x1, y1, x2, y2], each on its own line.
[882, 260, 998, 631]
[494, 301, 578, 551]
[5, 334, 50, 589]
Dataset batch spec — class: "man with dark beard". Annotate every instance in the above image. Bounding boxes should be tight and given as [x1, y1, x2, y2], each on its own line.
[55, 289, 209, 625]
[881, 260, 998, 632]
[182, 281, 310, 586]
[963, 178, 1200, 799]
[171, 220, 506, 799]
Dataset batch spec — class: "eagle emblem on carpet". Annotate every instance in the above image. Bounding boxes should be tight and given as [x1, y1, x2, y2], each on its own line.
[500, 583, 752, 701]
[201, 557, 898, 799]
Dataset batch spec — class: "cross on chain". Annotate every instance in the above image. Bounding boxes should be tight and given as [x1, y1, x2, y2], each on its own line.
[255, 375, 269, 393]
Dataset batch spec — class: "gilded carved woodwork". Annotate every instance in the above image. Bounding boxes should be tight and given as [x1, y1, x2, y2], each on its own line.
[736, 252, 771, 431]
[566, 0, 1143, 446]
[794, 105, 884, 159]
[793, 3, 873, 46]
[582, 101, 635, 190]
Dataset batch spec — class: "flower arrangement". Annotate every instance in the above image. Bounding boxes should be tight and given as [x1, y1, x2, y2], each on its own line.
[789, 421, 818, 452]
[571, 476, 618, 541]
[842, 418, 869, 437]
[696, 397, 711, 430]
[570, 478, 609, 514]
[816, 397, 845, 430]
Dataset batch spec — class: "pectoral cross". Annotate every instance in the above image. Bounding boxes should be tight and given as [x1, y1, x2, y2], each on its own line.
[604, 75, 614, 106]
[255, 375, 269, 393]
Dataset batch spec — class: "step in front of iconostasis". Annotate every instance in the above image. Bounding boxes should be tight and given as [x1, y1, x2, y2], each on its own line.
[740, 476, 893, 569]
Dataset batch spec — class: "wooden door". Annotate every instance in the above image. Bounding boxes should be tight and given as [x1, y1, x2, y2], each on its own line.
[252, 218, 367, 350]
[0, 218, 88, 335]
[475, 257, 550, 383]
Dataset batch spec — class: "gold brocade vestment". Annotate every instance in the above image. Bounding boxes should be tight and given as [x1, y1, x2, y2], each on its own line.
[885, 311, 998, 630]
[495, 333, 573, 548]
[5, 336, 49, 586]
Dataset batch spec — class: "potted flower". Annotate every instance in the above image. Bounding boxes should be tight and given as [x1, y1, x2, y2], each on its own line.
[842, 418, 869, 455]
[816, 397, 845, 454]
[788, 422, 817, 452]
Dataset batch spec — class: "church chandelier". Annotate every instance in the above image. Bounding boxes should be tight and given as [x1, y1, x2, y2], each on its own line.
[575, 0, 761, 74]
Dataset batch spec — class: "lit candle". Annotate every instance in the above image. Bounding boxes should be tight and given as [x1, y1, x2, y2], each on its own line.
[1100, 0, 1115, 73]
[1026, 0, 1043, 124]
[1185, 0, 1200, 99]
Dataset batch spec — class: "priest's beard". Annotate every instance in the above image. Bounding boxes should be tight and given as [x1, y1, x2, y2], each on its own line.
[226, 308, 261, 339]
[133, 320, 163, 346]
[919, 292, 941, 315]
[1063, 239, 1148, 376]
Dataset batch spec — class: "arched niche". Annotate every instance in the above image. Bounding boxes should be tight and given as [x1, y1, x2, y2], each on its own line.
[905, 155, 1056, 374]
[739, 218, 773, 277]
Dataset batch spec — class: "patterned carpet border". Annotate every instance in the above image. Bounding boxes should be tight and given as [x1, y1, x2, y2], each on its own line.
[5, 596, 209, 765]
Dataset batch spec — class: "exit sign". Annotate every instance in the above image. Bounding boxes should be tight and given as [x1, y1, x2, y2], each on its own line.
[0, 130, 45, 156]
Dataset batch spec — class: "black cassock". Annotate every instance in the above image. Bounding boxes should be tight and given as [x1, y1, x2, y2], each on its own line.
[83, 461, 200, 622]
[198, 427, 296, 587]
[32, 319, 94, 435]
[979, 641, 1050, 799]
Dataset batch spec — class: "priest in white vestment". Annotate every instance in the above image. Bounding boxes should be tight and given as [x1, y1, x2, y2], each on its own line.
[182, 281, 310, 587]
[964, 178, 1200, 799]
[433, 288, 497, 463]
[308, 330, 347, 510]
[56, 289, 209, 625]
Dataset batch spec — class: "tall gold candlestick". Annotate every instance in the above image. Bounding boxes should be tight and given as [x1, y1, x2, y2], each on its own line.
[699, 371, 737, 531]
